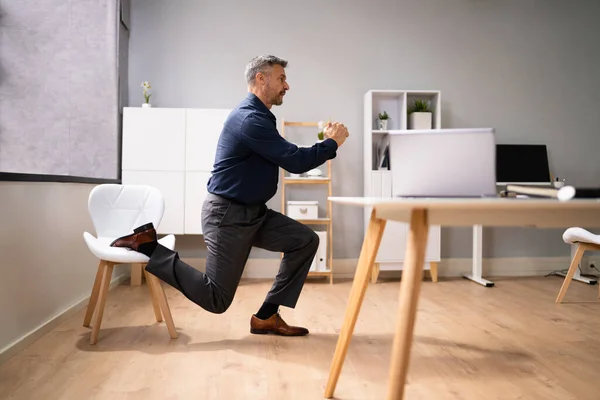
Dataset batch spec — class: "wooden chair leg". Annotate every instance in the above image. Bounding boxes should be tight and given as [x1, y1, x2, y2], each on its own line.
[131, 263, 143, 286]
[555, 244, 585, 304]
[146, 274, 178, 339]
[430, 261, 439, 283]
[83, 260, 106, 327]
[144, 269, 163, 323]
[90, 262, 115, 344]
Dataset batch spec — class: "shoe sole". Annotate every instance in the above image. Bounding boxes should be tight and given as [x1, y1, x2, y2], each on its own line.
[250, 328, 308, 336]
[134, 222, 154, 233]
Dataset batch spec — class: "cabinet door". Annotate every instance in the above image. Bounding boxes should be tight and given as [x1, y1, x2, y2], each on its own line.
[186, 109, 232, 172]
[376, 221, 407, 262]
[121, 170, 185, 235]
[184, 171, 211, 234]
[372, 170, 407, 262]
[425, 225, 441, 261]
[122, 108, 186, 171]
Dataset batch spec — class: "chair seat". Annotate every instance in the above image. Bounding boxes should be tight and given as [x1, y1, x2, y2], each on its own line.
[562, 227, 600, 246]
[83, 232, 176, 263]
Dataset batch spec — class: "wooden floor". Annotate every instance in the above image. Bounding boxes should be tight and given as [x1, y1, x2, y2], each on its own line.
[0, 275, 599, 399]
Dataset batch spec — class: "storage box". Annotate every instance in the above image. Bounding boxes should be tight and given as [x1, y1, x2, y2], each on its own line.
[287, 201, 318, 220]
[310, 231, 328, 272]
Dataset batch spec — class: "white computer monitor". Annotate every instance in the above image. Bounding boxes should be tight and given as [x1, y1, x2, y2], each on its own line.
[388, 128, 497, 198]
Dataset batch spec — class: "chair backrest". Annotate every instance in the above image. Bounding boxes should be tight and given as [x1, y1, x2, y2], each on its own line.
[88, 184, 165, 238]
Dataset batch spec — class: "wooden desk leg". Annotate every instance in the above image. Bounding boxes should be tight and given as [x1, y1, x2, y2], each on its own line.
[324, 209, 386, 398]
[386, 209, 429, 400]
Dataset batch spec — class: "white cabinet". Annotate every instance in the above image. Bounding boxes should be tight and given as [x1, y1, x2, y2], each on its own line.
[185, 108, 231, 172]
[364, 91, 442, 278]
[122, 108, 186, 171]
[184, 171, 212, 234]
[121, 170, 185, 234]
[122, 107, 231, 235]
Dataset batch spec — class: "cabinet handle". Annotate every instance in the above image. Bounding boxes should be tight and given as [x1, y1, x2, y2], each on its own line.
[300, 207, 307, 213]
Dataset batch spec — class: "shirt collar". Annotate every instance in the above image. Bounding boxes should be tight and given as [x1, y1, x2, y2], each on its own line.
[246, 92, 276, 122]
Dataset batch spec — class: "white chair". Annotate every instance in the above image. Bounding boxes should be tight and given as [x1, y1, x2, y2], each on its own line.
[82, 184, 178, 344]
[555, 227, 600, 303]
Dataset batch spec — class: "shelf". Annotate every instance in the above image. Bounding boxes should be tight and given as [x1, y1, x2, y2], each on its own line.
[284, 177, 330, 184]
[283, 121, 318, 127]
[364, 90, 443, 280]
[281, 118, 334, 284]
[373, 129, 440, 135]
[308, 270, 332, 276]
[292, 218, 331, 225]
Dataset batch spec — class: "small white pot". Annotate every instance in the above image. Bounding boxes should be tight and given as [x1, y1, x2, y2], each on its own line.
[409, 112, 432, 129]
[378, 119, 388, 130]
[142, 103, 152, 108]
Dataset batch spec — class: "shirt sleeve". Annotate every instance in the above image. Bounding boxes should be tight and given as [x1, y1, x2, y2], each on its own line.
[240, 114, 338, 174]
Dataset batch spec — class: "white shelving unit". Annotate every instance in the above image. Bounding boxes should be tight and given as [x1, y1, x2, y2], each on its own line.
[363, 90, 442, 283]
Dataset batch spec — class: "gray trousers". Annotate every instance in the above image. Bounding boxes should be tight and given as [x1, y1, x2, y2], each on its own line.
[145, 193, 319, 314]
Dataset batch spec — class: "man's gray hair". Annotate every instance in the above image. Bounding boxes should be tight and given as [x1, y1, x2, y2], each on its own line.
[245, 55, 288, 86]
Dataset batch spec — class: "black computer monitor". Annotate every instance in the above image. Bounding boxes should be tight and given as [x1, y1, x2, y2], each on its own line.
[496, 144, 551, 185]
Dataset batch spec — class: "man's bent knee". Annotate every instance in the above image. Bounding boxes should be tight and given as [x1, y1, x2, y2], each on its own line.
[207, 292, 235, 314]
[301, 228, 319, 249]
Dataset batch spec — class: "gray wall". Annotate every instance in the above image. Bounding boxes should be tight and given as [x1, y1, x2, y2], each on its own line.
[128, 0, 600, 259]
[0, 182, 129, 358]
[0, 0, 120, 180]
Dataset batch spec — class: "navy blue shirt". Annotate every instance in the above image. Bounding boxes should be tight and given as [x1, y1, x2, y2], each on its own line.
[206, 92, 338, 205]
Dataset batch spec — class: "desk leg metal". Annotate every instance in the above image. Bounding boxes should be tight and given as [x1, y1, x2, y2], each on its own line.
[324, 209, 386, 399]
[463, 225, 494, 287]
[386, 209, 429, 400]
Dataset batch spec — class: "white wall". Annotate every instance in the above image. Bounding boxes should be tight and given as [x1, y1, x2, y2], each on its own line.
[127, 0, 600, 259]
[0, 182, 129, 361]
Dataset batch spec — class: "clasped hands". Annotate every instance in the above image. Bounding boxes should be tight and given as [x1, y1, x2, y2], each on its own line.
[324, 121, 349, 147]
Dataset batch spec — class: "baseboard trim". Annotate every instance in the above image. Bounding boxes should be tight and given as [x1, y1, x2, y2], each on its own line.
[180, 256, 597, 280]
[0, 273, 129, 366]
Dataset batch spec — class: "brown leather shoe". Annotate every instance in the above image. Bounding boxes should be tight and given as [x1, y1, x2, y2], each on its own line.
[109, 223, 157, 252]
[250, 313, 309, 336]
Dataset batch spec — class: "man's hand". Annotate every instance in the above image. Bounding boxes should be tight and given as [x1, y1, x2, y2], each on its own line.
[324, 122, 349, 147]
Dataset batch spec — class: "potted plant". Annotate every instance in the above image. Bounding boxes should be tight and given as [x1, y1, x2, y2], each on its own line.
[317, 120, 325, 141]
[408, 99, 432, 129]
[378, 111, 389, 130]
[141, 81, 152, 108]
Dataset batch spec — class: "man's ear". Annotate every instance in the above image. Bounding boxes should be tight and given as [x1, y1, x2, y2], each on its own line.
[255, 71, 265, 85]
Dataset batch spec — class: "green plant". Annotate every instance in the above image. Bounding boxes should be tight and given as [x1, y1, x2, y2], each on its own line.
[317, 119, 331, 141]
[378, 111, 389, 120]
[408, 99, 431, 114]
[141, 81, 152, 103]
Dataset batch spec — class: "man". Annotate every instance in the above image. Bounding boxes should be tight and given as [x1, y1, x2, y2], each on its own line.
[111, 55, 349, 336]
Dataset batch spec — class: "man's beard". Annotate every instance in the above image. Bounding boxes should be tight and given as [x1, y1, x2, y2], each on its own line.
[270, 90, 285, 106]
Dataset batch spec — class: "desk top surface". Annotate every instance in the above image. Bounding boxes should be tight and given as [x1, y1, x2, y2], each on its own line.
[328, 196, 600, 210]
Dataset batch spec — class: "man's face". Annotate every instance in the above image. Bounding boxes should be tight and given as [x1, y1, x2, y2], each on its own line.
[263, 64, 289, 106]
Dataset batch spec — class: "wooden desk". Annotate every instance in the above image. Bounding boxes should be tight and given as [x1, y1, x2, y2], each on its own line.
[324, 196, 600, 400]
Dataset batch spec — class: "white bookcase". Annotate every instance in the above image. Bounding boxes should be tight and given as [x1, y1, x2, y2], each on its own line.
[363, 90, 442, 283]
[121, 107, 231, 235]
